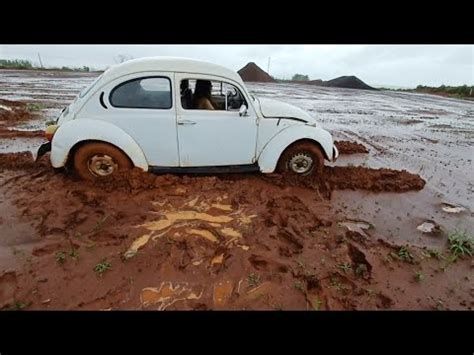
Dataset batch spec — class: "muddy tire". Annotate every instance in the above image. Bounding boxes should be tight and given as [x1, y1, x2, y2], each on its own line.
[73, 142, 133, 181]
[277, 141, 325, 177]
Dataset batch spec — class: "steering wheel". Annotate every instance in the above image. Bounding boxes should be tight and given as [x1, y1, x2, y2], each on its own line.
[226, 90, 242, 109]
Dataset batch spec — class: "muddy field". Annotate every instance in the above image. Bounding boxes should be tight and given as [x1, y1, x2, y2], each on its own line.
[0, 69, 472, 310]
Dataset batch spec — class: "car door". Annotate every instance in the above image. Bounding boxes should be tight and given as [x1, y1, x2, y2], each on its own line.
[89, 72, 179, 167]
[175, 74, 258, 167]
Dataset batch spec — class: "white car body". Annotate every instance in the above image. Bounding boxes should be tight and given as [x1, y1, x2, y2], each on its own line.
[48, 57, 338, 173]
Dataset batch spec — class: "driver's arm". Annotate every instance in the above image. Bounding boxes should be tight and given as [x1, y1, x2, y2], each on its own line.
[202, 98, 215, 110]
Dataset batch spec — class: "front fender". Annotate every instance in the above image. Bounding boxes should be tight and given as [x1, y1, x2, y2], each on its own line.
[50, 119, 149, 170]
[257, 125, 335, 173]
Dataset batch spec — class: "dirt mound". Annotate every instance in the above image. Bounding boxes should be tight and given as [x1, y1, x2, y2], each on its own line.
[324, 167, 426, 192]
[324, 76, 376, 91]
[238, 62, 275, 83]
[334, 140, 369, 154]
[0, 99, 34, 122]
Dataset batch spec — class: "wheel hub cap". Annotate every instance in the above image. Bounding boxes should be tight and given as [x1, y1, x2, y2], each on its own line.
[288, 153, 313, 174]
[88, 155, 117, 177]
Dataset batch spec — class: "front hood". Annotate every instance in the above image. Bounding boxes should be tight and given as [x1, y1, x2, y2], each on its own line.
[256, 97, 316, 124]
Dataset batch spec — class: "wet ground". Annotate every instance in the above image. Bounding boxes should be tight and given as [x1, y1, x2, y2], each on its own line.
[0, 69, 472, 310]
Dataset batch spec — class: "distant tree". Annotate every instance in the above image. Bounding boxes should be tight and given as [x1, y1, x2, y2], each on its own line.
[292, 74, 309, 81]
[0, 59, 33, 69]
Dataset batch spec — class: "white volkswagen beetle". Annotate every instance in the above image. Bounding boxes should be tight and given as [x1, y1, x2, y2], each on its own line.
[37, 57, 338, 180]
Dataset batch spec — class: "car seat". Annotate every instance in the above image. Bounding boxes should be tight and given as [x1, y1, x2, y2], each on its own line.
[181, 88, 193, 109]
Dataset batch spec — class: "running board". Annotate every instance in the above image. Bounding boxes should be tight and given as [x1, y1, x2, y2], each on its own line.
[149, 164, 260, 174]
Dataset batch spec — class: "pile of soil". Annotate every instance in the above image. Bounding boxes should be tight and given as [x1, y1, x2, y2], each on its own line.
[334, 140, 369, 154]
[238, 63, 276, 83]
[286, 76, 376, 91]
[324, 76, 376, 91]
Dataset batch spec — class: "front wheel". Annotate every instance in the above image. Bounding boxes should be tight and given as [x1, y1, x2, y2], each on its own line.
[277, 142, 325, 177]
[73, 142, 133, 181]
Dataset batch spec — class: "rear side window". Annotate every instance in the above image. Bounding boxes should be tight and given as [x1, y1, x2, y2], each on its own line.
[110, 77, 172, 109]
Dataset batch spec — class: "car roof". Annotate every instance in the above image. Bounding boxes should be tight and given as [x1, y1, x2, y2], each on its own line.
[102, 56, 245, 86]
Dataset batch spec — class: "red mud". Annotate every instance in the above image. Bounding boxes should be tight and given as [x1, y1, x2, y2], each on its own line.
[0, 128, 44, 139]
[334, 140, 369, 154]
[0, 99, 35, 122]
[1, 151, 471, 310]
[324, 166, 426, 192]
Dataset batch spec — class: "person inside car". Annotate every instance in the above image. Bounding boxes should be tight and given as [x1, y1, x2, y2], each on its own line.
[180, 79, 193, 109]
[192, 80, 215, 110]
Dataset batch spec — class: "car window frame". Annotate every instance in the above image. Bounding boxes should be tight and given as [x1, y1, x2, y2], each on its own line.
[109, 75, 173, 110]
[179, 77, 247, 112]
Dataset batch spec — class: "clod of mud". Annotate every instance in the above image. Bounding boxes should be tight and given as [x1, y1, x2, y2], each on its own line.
[441, 203, 466, 214]
[339, 220, 374, 239]
[416, 221, 442, 234]
[347, 243, 372, 279]
[0, 271, 17, 308]
[334, 140, 369, 154]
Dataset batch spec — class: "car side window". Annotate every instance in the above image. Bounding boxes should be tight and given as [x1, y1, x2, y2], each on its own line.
[110, 77, 172, 109]
[180, 79, 246, 111]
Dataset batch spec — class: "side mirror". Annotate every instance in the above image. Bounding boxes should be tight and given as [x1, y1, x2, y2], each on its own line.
[239, 104, 248, 117]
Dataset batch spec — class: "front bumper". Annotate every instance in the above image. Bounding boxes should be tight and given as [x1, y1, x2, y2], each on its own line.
[35, 141, 51, 162]
[333, 145, 339, 162]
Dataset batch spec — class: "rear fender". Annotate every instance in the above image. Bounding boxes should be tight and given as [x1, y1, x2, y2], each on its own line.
[50, 119, 148, 170]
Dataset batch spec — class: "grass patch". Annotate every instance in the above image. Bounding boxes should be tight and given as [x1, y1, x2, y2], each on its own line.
[355, 263, 368, 277]
[311, 297, 323, 310]
[396, 246, 415, 263]
[294, 281, 305, 293]
[414, 271, 424, 282]
[247, 273, 261, 288]
[8, 301, 31, 310]
[91, 215, 109, 234]
[94, 259, 111, 276]
[25, 103, 45, 112]
[55, 251, 66, 265]
[448, 230, 472, 259]
[337, 262, 352, 274]
[69, 247, 79, 259]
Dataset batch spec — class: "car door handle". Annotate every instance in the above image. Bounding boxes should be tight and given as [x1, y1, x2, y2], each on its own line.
[178, 120, 196, 125]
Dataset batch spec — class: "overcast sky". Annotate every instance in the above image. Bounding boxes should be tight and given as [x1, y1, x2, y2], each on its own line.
[1, 45, 472, 88]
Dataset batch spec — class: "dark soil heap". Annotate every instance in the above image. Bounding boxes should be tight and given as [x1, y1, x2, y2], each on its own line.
[324, 76, 376, 90]
[238, 62, 276, 83]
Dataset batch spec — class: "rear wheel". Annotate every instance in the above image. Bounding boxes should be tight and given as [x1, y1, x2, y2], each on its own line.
[277, 141, 325, 177]
[73, 142, 132, 181]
